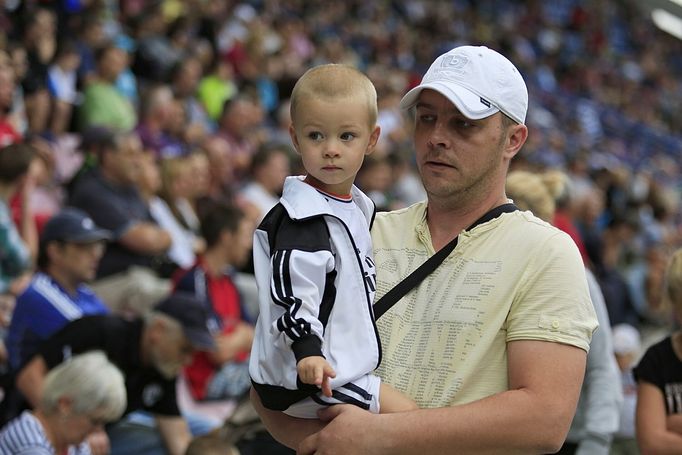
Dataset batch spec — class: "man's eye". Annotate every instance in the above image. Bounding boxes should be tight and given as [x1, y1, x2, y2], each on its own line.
[418, 114, 435, 123]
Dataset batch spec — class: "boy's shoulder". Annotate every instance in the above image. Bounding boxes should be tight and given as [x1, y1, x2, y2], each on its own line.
[258, 203, 331, 253]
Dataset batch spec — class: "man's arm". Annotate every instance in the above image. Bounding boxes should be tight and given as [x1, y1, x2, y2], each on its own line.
[16, 355, 48, 408]
[156, 415, 193, 455]
[119, 222, 172, 255]
[250, 387, 325, 448]
[298, 340, 586, 455]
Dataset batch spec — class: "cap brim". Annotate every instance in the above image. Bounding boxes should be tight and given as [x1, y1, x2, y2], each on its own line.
[399, 81, 499, 120]
[68, 229, 113, 243]
[185, 328, 216, 351]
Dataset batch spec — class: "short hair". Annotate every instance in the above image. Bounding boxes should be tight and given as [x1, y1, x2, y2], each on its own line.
[290, 64, 378, 127]
[249, 142, 293, 175]
[36, 239, 63, 270]
[666, 248, 682, 307]
[200, 204, 244, 249]
[0, 143, 36, 183]
[506, 170, 556, 223]
[41, 351, 127, 421]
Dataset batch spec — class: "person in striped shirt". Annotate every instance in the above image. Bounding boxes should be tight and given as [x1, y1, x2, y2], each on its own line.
[0, 350, 126, 455]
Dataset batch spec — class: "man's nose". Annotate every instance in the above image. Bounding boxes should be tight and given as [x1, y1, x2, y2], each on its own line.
[428, 121, 451, 149]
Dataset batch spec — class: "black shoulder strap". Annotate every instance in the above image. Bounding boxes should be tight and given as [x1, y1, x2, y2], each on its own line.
[373, 203, 518, 320]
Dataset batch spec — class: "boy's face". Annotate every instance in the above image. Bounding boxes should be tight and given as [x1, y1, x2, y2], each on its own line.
[289, 96, 380, 195]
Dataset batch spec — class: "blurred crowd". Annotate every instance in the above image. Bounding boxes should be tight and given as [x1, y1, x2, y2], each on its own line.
[0, 0, 681, 453]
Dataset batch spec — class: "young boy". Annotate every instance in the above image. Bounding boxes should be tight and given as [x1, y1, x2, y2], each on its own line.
[249, 64, 416, 418]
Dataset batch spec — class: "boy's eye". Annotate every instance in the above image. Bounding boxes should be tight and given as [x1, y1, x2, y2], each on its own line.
[340, 132, 356, 141]
[307, 131, 323, 140]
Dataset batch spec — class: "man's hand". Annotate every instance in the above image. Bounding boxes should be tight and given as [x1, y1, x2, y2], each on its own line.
[298, 405, 385, 455]
[297, 356, 336, 397]
[87, 428, 111, 455]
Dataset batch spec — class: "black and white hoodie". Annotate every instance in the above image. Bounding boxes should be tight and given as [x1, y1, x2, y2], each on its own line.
[249, 176, 381, 411]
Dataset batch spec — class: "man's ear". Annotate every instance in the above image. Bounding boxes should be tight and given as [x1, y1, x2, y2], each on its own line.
[366, 125, 381, 155]
[504, 124, 528, 160]
[45, 242, 60, 263]
[289, 124, 301, 154]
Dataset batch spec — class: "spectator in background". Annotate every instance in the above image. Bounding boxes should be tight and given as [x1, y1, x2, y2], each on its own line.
[184, 150, 212, 221]
[138, 152, 201, 273]
[0, 143, 38, 296]
[16, 293, 216, 455]
[19, 7, 56, 135]
[356, 154, 394, 212]
[159, 156, 201, 235]
[0, 351, 126, 455]
[78, 44, 137, 133]
[386, 148, 427, 208]
[173, 205, 254, 402]
[0, 62, 22, 146]
[3, 42, 30, 139]
[6, 208, 111, 371]
[215, 95, 264, 181]
[69, 130, 171, 316]
[238, 142, 292, 223]
[197, 57, 237, 123]
[506, 170, 622, 455]
[634, 247, 682, 453]
[170, 56, 213, 136]
[611, 323, 642, 455]
[200, 135, 237, 208]
[73, 13, 107, 87]
[47, 38, 82, 136]
[136, 84, 187, 159]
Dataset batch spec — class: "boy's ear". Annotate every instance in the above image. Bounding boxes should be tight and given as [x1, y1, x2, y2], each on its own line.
[288, 124, 301, 154]
[366, 125, 381, 155]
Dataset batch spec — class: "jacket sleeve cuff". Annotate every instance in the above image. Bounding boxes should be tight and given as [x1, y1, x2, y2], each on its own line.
[292, 335, 323, 362]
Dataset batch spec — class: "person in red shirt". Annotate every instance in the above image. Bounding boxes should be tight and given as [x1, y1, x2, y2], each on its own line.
[172, 204, 255, 401]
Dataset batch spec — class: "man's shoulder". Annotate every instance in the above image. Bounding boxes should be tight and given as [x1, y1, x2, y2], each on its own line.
[69, 170, 107, 201]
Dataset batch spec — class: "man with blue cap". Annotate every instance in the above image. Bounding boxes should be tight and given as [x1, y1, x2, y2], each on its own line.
[6, 207, 112, 370]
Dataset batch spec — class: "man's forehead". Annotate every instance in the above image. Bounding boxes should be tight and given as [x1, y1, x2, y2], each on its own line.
[416, 89, 468, 116]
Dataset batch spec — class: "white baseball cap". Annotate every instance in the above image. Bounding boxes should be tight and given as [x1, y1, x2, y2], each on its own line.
[400, 45, 528, 125]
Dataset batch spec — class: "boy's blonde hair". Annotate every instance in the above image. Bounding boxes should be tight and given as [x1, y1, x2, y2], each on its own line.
[290, 64, 378, 126]
[666, 248, 682, 307]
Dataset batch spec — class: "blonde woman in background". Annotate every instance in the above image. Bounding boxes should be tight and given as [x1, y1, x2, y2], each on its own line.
[0, 350, 126, 454]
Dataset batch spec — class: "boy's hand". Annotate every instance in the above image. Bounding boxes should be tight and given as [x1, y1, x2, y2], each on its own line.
[297, 356, 336, 397]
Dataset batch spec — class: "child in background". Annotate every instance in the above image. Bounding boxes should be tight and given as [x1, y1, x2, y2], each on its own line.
[611, 323, 641, 455]
[634, 247, 682, 452]
[249, 64, 416, 418]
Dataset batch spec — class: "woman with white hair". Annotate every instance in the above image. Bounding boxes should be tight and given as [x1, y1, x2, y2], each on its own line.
[0, 350, 126, 454]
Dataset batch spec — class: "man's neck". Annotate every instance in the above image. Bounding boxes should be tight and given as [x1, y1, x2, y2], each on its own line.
[426, 192, 510, 251]
[99, 167, 127, 188]
[202, 248, 230, 277]
[45, 268, 78, 296]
